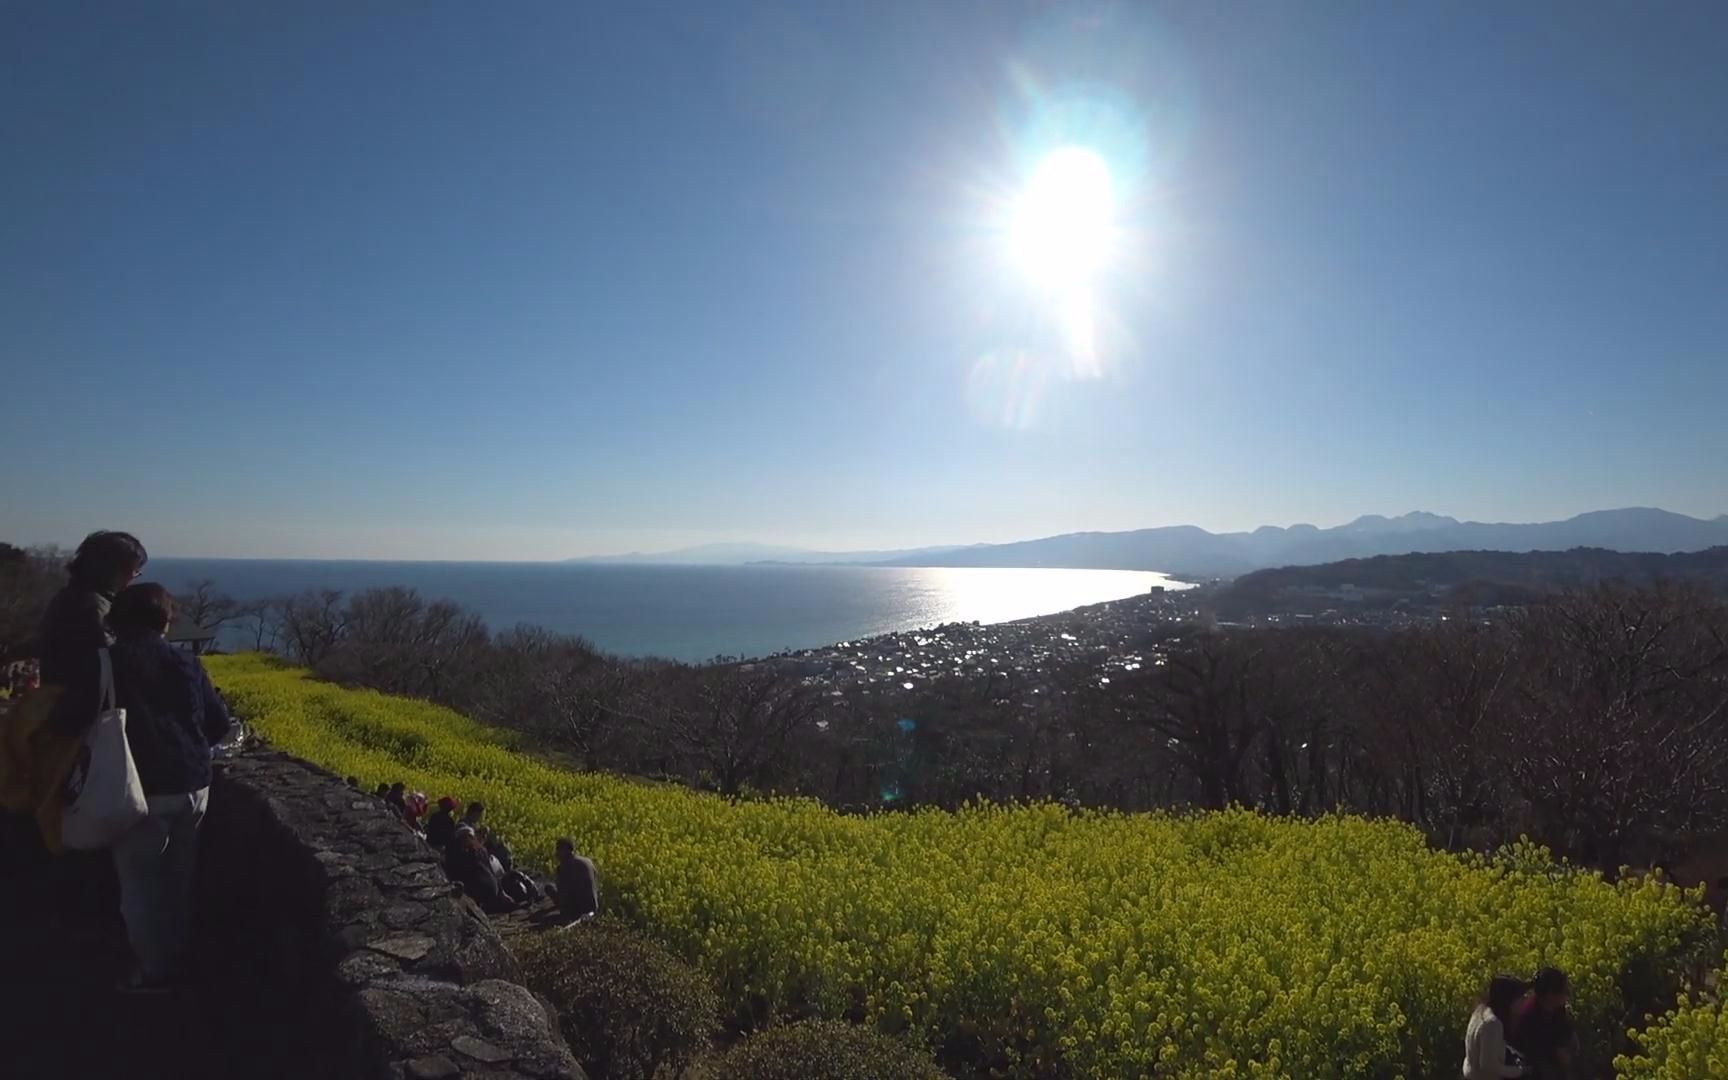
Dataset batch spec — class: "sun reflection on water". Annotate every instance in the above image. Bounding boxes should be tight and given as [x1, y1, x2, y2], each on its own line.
[902, 566, 1191, 629]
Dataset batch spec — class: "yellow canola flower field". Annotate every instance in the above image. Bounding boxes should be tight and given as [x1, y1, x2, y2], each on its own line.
[206, 654, 1712, 1079]
[1615, 952, 1728, 1079]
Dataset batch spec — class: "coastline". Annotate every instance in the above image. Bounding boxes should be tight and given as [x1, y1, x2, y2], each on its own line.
[753, 584, 1209, 692]
[154, 559, 1189, 664]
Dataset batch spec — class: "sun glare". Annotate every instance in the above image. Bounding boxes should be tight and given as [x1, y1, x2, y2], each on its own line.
[1008, 146, 1116, 293]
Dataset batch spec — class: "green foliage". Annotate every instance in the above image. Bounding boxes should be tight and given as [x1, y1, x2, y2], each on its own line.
[515, 919, 720, 1080]
[206, 654, 1715, 1079]
[711, 1019, 949, 1080]
[1615, 951, 1728, 1079]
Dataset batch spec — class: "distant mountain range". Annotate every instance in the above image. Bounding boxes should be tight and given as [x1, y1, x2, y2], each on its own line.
[574, 508, 1728, 578]
[569, 541, 976, 567]
[1214, 546, 1728, 617]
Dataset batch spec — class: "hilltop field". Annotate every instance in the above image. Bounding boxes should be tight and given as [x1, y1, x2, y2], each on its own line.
[206, 653, 1723, 1079]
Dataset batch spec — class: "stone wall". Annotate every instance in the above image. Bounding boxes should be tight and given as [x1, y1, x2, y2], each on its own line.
[192, 749, 584, 1080]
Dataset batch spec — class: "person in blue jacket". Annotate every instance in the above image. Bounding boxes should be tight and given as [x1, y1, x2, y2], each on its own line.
[107, 582, 231, 991]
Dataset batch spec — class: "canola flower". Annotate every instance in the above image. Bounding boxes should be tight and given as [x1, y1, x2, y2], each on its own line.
[1614, 950, 1728, 1079]
[207, 654, 1712, 1078]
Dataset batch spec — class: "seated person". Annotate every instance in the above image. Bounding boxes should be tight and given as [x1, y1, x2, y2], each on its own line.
[424, 796, 459, 849]
[551, 837, 600, 922]
[443, 828, 514, 914]
[403, 791, 428, 831]
[475, 826, 542, 905]
[483, 827, 513, 872]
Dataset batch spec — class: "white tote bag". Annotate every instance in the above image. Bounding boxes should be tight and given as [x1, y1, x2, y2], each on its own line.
[61, 648, 149, 851]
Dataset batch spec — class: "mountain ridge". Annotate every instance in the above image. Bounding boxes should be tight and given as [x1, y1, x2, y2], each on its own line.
[574, 508, 1728, 576]
[1213, 545, 1728, 617]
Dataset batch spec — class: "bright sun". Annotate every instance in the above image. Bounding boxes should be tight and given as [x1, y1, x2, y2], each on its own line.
[1008, 146, 1116, 293]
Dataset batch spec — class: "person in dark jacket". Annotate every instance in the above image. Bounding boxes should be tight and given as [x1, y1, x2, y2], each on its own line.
[34, 531, 147, 736]
[15, 532, 147, 921]
[1509, 968, 1576, 1080]
[106, 582, 231, 990]
[461, 801, 485, 830]
[552, 837, 599, 922]
[424, 797, 459, 849]
[444, 828, 514, 914]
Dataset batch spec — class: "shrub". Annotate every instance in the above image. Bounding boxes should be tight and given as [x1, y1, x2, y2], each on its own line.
[514, 919, 719, 1080]
[711, 1020, 948, 1080]
[206, 654, 1715, 1079]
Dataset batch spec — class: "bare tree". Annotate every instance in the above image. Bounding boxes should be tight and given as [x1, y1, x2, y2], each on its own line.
[656, 665, 825, 795]
[319, 587, 490, 702]
[174, 578, 239, 634]
[1509, 583, 1728, 868]
[1135, 634, 1266, 809]
[1360, 617, 1520, 846]
[232, 596, 287, 652]
[279, 589, 349, 666]
[1249, 630, 1356, 817]
[531, 651, 646, 768]
[0, 543, 63, 660]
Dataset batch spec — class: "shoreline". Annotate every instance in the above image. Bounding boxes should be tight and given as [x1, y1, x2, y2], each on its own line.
[161, 560, 1197, 665]
[752, 585, 1210, 692]
[731, 570, 1202, 666]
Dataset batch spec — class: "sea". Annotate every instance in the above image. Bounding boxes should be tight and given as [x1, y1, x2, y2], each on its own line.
[146, 560, 1188, 663]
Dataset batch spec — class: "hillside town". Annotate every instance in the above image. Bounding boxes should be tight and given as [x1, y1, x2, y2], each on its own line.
[755, 578, 1497, 697]
[759, 587, 1196, 695]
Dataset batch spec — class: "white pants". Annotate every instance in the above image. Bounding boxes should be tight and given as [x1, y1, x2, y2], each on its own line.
[111, 787, 209, 981]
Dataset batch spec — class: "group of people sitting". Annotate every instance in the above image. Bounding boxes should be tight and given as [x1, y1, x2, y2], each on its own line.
[360, 779, 599, 924]
[1463, 967, 1576, 1079]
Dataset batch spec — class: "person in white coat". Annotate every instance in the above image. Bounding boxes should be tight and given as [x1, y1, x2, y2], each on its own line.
[1464, 974, 1532, 1078]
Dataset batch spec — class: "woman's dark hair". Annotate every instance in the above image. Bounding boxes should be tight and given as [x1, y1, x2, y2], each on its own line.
[1484, 974, 1529, 1019]
[67, 530, 148, 585]
[466, 801, 485, 818]
[111, 582, 174, 635]
[1532, 967, 1569, 997]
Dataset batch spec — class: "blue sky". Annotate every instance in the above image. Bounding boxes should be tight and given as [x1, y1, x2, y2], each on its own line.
[3, 1, 1725, 560]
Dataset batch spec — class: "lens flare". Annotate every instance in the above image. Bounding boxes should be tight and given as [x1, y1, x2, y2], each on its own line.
[1008, 146, 1116, 293]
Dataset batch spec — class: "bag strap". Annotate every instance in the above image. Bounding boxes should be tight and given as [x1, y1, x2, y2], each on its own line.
[97, 647, 115, 712]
